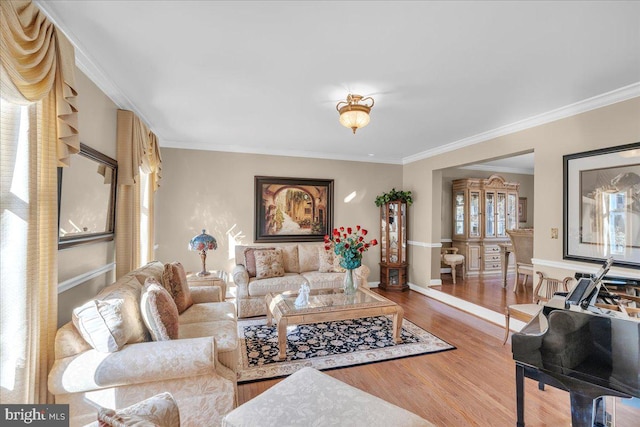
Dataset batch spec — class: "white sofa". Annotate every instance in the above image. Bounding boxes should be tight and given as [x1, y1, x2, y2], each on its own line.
[232, 243, 370, 318]
[48, 261, 238, 427]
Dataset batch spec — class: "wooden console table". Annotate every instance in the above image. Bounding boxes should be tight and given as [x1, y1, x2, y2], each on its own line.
[186, 270, 228, 300]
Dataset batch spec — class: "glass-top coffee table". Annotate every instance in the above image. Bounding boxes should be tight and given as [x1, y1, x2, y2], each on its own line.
[265, 287, 404, 360]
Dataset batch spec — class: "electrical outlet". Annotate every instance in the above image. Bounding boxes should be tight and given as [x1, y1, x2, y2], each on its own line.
[551, 228, 558, 239]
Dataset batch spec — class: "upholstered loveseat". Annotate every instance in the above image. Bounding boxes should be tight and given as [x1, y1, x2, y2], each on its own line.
[232, 244, 370, 318]
[48, 261, 238, 427]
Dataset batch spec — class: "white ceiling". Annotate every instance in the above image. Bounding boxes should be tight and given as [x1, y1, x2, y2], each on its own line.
[38, 1, 640, 165]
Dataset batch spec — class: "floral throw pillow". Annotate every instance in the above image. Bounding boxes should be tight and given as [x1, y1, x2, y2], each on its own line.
[280, 245, 300, 273]
[254, 249, 285, 279]
[161, 262, 193, 313]
[318, 247, 346, 273]
[332, 255, 346, 272]
[140, 278, 179, 341]
[244, 247, 275, 277]
[318, 248, 334, 273]
[298, 244, 320, 272]
[98, 392, 180, 427]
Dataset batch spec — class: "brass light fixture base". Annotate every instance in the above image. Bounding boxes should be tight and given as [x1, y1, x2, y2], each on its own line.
[336, 94, 375, 134]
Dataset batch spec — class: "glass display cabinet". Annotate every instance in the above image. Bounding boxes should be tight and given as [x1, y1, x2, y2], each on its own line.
[380, 200, 409, 291]
[452, 175, 519, 277]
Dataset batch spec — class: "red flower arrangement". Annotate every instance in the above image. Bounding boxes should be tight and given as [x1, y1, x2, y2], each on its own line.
[324, 225, 378, 270]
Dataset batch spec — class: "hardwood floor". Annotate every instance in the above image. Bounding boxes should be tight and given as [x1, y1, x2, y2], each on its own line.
[434, 271, 535, 313]
[237, 285, 639, 426]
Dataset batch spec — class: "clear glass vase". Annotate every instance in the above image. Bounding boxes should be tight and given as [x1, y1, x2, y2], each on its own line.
[343, 268, 357, 295]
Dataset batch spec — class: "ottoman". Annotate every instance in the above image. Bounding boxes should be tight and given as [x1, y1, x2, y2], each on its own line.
[222, 367, 434, 427]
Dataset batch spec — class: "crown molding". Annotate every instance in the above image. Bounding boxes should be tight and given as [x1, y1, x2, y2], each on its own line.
[402, 82, 640, 165]
[160, 141, 403, 164]
[459, 164, 534, 175]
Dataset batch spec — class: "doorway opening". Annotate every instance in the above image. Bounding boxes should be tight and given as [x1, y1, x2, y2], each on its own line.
[434, 152, 535, 314]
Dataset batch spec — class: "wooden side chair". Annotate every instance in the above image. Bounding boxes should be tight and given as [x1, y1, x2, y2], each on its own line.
[506, 229, 534, 293]
[595, 303, 640, 318]
[441, 247, 465, 284]
[503, 271, 572, 345]
[596, 294, 640, 318]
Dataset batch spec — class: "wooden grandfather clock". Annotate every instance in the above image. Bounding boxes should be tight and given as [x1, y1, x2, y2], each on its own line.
[379, 200, 409, 291]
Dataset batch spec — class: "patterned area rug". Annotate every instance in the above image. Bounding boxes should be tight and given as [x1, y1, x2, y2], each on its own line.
[236, 316, 455, 383]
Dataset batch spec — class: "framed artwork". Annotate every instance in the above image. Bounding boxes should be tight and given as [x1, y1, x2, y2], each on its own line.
[518, 197, 527, 223]
[563, 142, 640, 269]
[254, 176, 334, 242]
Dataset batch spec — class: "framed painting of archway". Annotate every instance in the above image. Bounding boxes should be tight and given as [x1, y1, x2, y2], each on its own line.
[255, 176, 334, 242]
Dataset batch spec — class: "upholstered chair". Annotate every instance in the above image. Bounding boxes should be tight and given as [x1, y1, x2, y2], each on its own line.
[507, 229, 534, 292]
[441, 247, 465, 284]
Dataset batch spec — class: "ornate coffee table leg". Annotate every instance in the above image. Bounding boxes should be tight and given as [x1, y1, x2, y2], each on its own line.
[392, 307, 404, 343]
[265, 294, 273, 326]
[277, 319, 288, 360]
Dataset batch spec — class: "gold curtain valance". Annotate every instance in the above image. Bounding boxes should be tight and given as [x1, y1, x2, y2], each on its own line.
[117, 109, 162, 191]
[0, 0, 79, 166]
[143, 132, 162, 191]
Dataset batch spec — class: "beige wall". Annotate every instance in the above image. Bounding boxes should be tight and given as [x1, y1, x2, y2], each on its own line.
[56, 76, 639, 325]
[155, 149, 403, 281]
[57, 68, 118, 326]
[405, 96, 640, 289]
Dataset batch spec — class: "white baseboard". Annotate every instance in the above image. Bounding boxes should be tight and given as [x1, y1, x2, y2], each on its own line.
[408, 283, 526, 331]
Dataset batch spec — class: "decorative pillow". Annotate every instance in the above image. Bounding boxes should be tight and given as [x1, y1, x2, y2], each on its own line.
[281, 245, 300, 273]
[254, 248, 285, 279]
[95, 275, 149, 344]
[318, 247, 346, 273]
[72, 298, 128, 353]
[332, 253, 346, 273]
[298, 244, 320, 272]
[244, 247, 275, 277]
[98, 392, 180, 427]
[132, 261, 165, 283]
[161, 262, 193, 313]
[140, 278, 179, 341]
[318, 248, 334, 273]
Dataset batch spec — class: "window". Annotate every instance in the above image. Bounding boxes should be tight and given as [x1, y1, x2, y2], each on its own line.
[0, 97, 30, 398]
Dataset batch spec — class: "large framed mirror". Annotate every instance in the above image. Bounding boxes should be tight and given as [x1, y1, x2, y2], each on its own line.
[58, 143, 117, 249]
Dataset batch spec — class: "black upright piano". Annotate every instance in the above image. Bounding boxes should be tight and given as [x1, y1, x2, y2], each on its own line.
[511, 271, 640, 427]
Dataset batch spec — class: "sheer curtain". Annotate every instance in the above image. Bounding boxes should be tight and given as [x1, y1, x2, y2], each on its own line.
[116, 110, 162, 278]
[0, 0, 78, 404]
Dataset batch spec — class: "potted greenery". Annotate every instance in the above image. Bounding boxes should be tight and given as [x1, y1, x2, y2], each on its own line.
[374, 188, 413, 207]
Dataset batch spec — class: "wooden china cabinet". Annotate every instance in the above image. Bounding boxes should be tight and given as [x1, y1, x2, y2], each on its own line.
[451, 175, 519, 277]
[379, 200, 409, 291]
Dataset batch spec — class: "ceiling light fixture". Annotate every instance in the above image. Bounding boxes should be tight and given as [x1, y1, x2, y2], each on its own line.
[336, 94, 374, 134]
